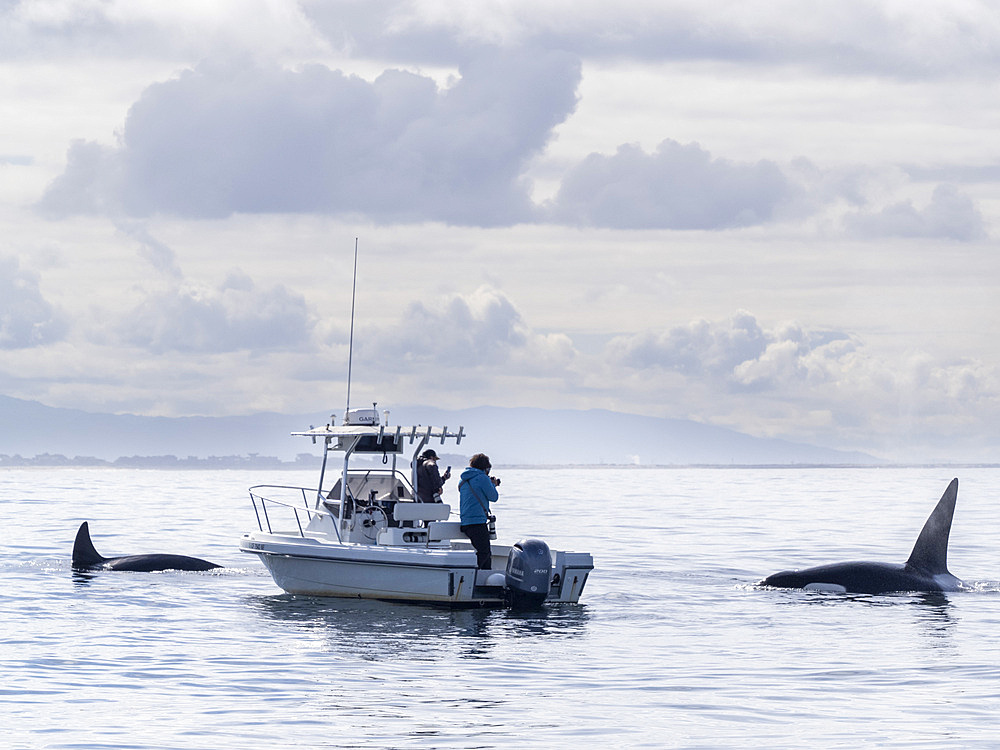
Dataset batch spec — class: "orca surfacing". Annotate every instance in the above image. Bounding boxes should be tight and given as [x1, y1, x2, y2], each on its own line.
[760, 478, 962, 595]
[72, 521, 222, 572]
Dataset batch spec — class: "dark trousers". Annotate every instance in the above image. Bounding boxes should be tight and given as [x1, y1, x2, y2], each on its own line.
[460, 523, 492, 570]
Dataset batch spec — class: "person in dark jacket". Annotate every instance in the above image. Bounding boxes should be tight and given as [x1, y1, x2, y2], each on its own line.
[416, 449, 450, 502]
[458, 453, 499, 569]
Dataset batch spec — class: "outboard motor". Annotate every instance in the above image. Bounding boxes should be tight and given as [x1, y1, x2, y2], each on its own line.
[505, 538, 552, 609]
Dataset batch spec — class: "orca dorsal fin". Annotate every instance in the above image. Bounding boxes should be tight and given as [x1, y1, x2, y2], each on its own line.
[905, 478, 958, 574]
[72, 521, 107, 568]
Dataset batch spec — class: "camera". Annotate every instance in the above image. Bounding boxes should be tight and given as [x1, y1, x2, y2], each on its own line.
[490, 476, 501, 487]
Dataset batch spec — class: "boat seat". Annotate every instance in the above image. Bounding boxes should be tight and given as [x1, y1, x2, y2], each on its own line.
[392, 503, 452, 523]
[427, 521, 465, 541]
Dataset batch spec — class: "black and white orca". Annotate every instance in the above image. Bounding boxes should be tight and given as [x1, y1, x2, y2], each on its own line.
[72, 521, 221, 572]
[760, 478, 962, 595]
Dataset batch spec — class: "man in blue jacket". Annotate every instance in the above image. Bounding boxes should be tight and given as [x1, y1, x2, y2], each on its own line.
[458, 453, 499, 569]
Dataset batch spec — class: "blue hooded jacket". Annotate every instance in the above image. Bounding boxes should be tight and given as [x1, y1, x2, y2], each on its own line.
[458, 466, 498, 525]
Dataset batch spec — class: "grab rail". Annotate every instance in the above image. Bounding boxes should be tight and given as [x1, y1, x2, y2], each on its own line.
[248, 484, 336, 539]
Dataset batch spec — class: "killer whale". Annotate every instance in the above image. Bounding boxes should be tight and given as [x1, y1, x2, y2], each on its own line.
[72, 521, 221, 572]
[760, 478, 962, 595]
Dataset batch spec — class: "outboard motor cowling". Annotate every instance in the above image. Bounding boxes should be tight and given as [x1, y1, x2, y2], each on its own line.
[505, 538, 552, 609]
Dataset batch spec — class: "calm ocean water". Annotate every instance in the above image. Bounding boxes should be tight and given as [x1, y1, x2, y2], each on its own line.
[4, 466, 1000, 749]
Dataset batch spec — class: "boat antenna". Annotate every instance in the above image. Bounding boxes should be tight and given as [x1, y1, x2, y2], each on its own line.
[345, 237, 358, 420]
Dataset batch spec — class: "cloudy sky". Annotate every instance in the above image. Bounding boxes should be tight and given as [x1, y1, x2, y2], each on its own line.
[3, 0, 1000, 462]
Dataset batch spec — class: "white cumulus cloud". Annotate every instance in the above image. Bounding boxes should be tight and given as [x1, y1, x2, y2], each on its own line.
[38, 49, 582, 226]
[844, 184, 988, 241]
[546, 140, 792, 229]
[0, 256, 68, 349]
[119, 270, 315, 353]
[372, 286, 576, 375]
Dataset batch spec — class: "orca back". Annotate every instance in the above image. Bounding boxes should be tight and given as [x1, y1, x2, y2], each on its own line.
[905, 478, 958, 575]
[762, 561, 915, 595]
[104, 553, 222, 572]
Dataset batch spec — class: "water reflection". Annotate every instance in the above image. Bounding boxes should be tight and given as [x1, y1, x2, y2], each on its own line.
[247, 594, 590, 659]
[910, 591, 956, 641]
[71, 569, 98, 585]
[768, 587, 959, 644]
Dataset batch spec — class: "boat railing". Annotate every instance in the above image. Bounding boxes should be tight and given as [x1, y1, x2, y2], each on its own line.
[248, 484, 335, 539]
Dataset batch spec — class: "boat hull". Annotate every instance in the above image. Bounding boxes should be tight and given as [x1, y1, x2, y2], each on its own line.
[240, 533, 592, 606]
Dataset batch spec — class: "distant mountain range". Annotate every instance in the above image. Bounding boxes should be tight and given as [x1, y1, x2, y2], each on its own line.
[0, 395, 881, 466]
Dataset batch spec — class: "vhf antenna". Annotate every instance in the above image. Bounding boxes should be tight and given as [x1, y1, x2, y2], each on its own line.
[345, 237, 358, 421]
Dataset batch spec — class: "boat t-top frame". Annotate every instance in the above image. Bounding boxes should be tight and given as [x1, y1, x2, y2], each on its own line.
[291, 406, 465, 542]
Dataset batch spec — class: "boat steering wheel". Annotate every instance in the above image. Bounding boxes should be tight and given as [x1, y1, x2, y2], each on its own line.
[353, 505, 388, 540]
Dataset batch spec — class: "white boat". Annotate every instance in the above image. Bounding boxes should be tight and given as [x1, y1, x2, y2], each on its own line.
[239, 406, 594, 607]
